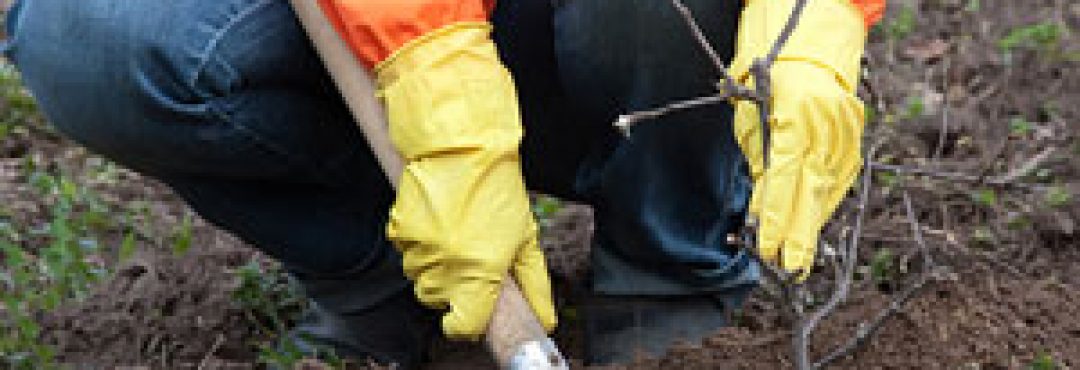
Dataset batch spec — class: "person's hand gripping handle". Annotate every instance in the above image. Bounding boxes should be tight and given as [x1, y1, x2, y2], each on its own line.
[288, 1, 567, 369]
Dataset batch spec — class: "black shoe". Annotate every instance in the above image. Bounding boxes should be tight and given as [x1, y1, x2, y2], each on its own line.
[284, 267, 438, 370]
[583, 294, 739, 365]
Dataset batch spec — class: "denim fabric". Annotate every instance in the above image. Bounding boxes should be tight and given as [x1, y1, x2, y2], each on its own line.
[1, 0, 23, 57]
[497, 0, 760, 295]
[5, 0, 408, 307]
[9, 0, 757, 301]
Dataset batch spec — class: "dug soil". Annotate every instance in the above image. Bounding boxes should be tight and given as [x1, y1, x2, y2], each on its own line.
[12, 0, 1080, 368]
[35, 203, 1080, 369]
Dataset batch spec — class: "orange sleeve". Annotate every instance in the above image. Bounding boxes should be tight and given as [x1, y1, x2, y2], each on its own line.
[316, 0, 495, 69]
[849, 0, 886, 27]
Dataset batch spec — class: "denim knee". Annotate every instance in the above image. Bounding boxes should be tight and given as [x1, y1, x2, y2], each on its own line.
[11, 0, 235, 171]
[10, 0, 401, 278]
[551, 0, 760, 295]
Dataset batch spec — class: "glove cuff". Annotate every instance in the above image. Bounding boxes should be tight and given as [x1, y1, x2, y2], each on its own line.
[373, 23, 523, 161]
[375, 22, 494, 88]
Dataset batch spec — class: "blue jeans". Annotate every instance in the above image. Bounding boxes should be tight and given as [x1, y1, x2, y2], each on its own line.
[5, 0, 758, 303]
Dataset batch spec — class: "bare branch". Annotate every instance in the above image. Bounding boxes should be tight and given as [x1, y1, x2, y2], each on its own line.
[870, 162, 982, 182]
[812, 189, 941, 369]
[197, 334, 225, 370]
[614, 94, 728, 135]
[986, 146, 1057, 185]
[669, 0, 733, 83]
[655, 4, 943, 369]
[812, 271, 933, 368]
[903, 192, 933, 267]
[801, 155, 875, 338]
[871, 153, 1055, 190]
[932, 59, 950, 160]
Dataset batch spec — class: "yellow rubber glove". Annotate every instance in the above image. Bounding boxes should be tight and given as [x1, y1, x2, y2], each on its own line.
[731, 0, 868, 277]
[376, 24, 557, 339]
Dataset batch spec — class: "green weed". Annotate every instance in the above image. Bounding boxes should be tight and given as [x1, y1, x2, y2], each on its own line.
[864, 105, 877, 124]
[964, 0, 980, 12]
[0, 65, 37, 133]
[233, 260, 302, 336]
[970, 188, 998, 207]
[901, 95, 926, 120]
[875, 171, 901, 191]
[999, 23, 1064, 61]
[0, 76, 137, 367]
[1, 172, 113, 369]
[1044, 186, 1072, 208]
[1065, 51, 1080, 63]
[870, 248, 895, 285]
[171, 213, 193, 256]
[1030, 352, 1058, 370]
[1009, 117, 1034, 137]
[232, 260, 310, 368]
[531, 194, 563, 230]
[883, 6, 916, 41]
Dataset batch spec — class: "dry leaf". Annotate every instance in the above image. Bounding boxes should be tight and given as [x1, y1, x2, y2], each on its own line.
[904, 39, 951, 62]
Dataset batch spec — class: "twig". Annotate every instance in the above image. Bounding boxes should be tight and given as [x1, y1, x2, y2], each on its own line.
[614, 94, 728, 135]
[812, 271, 932, 368]
[762, 0, 809, 66]
[709, 331, 788, 347]
[870, 162, 981, 182]
[862, 54, 891, 129]
[801, 154, 875, 340]
[870, 162, 1049, 190]
[660, 3, 902, 369]
[160, 340, 171, 369]
[793, 150, 876, 370]
[669, 0, 735, 84]
[811, 190, 940, 369]
[932, 59, 950, 160]
[621, 0, 799, 136]
[197, 334, 225, 370]
[747, 240, 801, 320]
[985, 146, 1056, 185]
[963, 79, 1002, 109]
[144, 334, 162, 360]
[903, 192, 933, 267]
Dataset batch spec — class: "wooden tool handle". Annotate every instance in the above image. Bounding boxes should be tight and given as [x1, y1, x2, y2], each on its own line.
[485, 279, 552, 366]
[288, 2, 558, 368]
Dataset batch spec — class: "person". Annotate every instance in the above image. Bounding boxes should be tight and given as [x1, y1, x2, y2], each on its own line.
[3, 0, 883, 367]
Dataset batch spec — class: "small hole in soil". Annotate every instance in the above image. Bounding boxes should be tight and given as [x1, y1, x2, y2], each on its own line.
[162, 297, 178, 316]
[119, 265, 148, 279]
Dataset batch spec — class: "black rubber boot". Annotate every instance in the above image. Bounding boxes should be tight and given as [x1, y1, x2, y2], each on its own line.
[583, 294, 743, 365]
[282, 264, 439, 370]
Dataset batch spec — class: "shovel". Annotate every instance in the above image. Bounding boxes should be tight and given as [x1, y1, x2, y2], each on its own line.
[288, 2, 569, 369]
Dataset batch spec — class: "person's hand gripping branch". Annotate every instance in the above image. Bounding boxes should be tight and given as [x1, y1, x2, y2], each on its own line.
[730, 0, 878, 279]
[316, 0, 557, 339]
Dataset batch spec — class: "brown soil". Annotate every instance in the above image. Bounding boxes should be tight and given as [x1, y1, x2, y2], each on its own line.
[614, 270, 1080, 369]
[5, 0, 1079, 369]
[40, 234, 260, 368]
[33, 203, 1080, 369]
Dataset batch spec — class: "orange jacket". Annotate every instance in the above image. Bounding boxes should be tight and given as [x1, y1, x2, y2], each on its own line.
[850, 0, 886, 27]
[317, 0, 886, 70]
